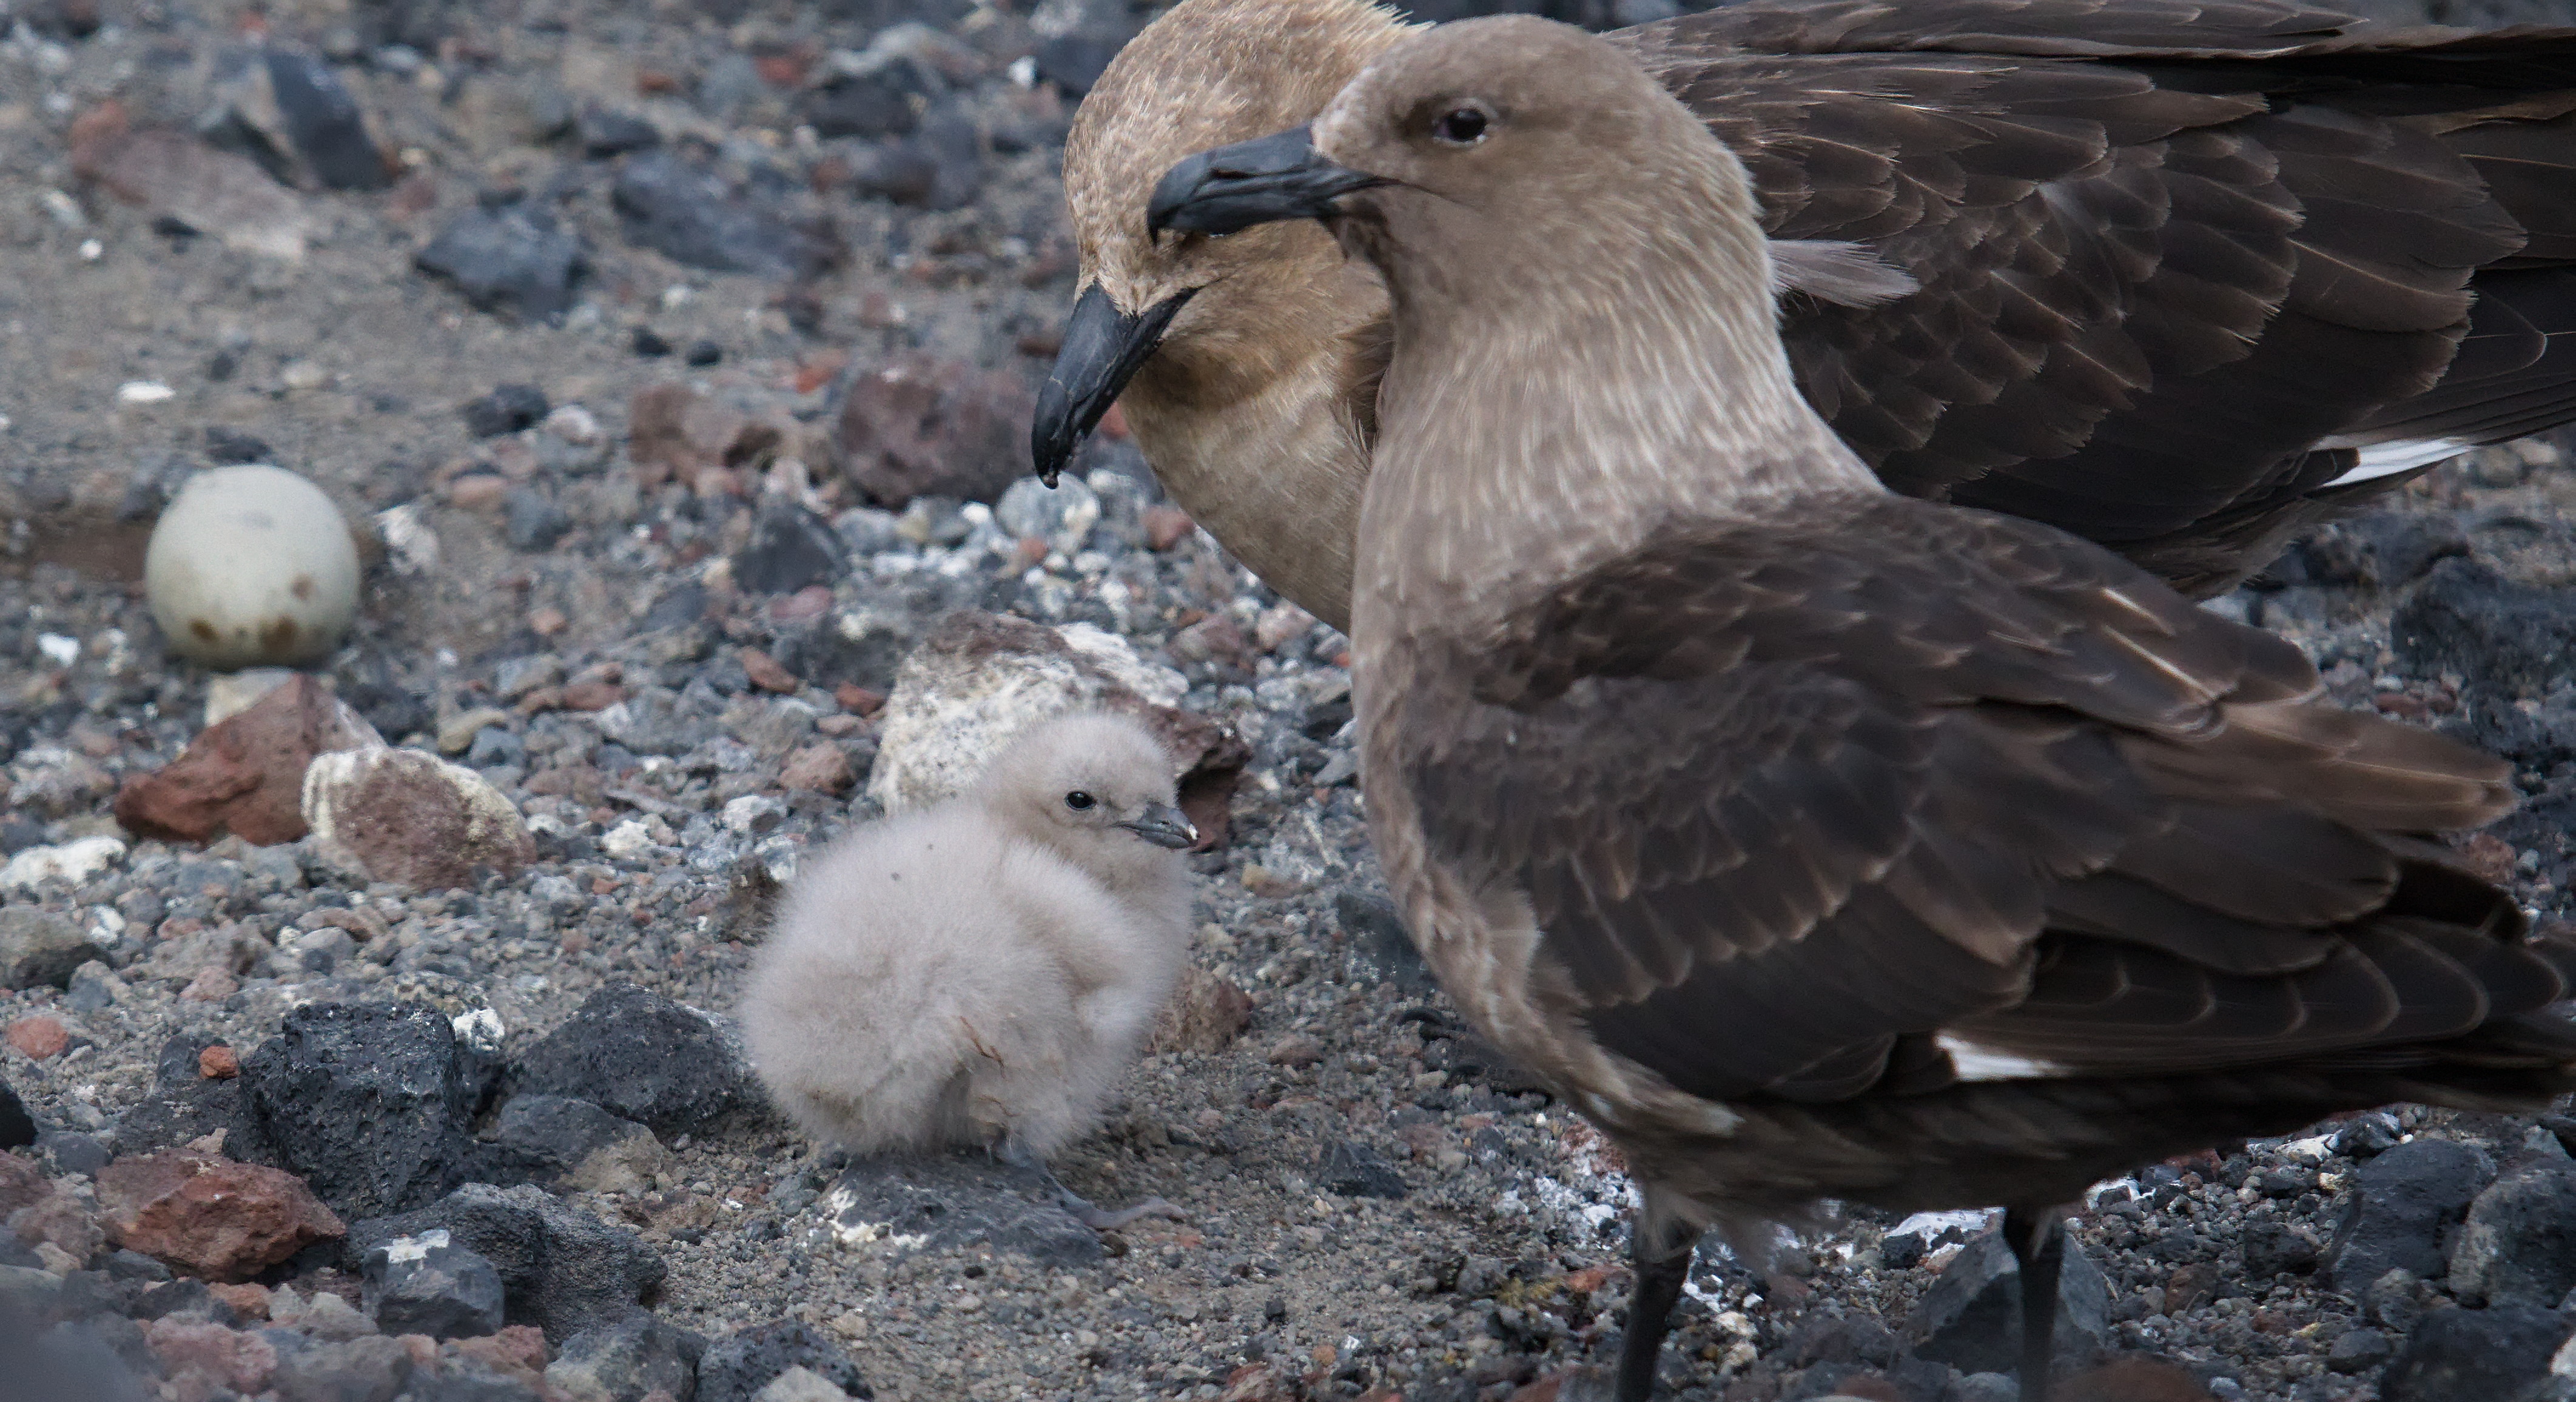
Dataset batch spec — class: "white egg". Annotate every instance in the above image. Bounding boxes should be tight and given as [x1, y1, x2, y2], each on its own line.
[145, 465, 360, 668]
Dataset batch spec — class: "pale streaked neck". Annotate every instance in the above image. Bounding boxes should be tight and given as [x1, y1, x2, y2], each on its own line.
[1364, 194, 1880, 609]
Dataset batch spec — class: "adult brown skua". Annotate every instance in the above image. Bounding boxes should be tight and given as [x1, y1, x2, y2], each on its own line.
[1148, 18, 2576, 1402]
[1037, 0, 2576, 631]
[739, 711, 1198, 1230]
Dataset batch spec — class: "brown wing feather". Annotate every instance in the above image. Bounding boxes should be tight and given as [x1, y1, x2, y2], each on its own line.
[1600, 1, 2576, 588]
[1399, 495, 2543, 1105]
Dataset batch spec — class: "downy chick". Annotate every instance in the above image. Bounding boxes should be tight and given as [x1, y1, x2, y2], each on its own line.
[741, 711, 1198, 1228]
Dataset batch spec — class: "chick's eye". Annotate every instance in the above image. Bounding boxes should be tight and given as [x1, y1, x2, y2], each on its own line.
[1063, 791, 1096, 811]
[1433, 107, 1488, 146]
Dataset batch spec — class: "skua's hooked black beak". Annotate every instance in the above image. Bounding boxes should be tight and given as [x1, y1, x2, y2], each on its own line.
[1115, 802, 1200, 851]
[1030, 283, 1195, 489]
[1145, 126, 1387, 238]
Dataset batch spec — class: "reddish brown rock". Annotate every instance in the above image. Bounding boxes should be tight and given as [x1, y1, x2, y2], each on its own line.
[834, 355, 1036, 507]
[97, 1150, 345, 1281]
[1143, 506, 1196, 551]
[445, 1325, 548, 1384]
[9, 1178, 105, 1260]
[779, 742, 855, 796]
[1170, 612, 1252, 669]
[5, 1014, 68, 1061]
[146, 1318, 281, 1394]
[1151, 967, 1255, 1055]
[740, 648, 801, 694]
[0, 1154, 48, 1217]
[629, 382, 789, 492]
[209, 1281, 274, 1319]
[199, 1044, 241, 1079]
[302, 747, 534, 890]
[1266, 1033, 1325, 1068]
[113, 676, 382, 845]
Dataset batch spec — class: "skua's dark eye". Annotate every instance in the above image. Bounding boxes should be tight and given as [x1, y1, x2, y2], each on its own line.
[1433, 107, 1489, 146]
[1064, 791, 1097, 811]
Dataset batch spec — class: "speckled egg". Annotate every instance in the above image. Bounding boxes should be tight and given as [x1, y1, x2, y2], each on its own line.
[144, 465, 360, 668]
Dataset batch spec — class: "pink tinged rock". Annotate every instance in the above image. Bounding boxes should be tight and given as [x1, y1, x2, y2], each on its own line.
[833, 355, 1038, 507]
[95, 1150, 346, 1282]
[778, 742, 855, 795]
[1151, 968, 1256, 1055]
[5, 1014, 69, 1060]
[147, 1318, 281, 1394]
[301, 747, 535, 891]
[113, 675, 383, 845]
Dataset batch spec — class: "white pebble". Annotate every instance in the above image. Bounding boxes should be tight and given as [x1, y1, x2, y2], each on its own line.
[1, 836, 128, 891]
[35, 633, 79, 668]
[115, 380, 173, 404]
[146, 465, 360, 668]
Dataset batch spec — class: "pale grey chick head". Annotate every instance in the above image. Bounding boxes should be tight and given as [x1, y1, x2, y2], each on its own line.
[974, 711, 1198, 867]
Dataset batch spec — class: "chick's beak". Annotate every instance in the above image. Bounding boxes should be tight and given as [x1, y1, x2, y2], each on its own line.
[1146, 126, 1387, 239]
[1031, 283, 1196, 490]
[1116, 802, 1199, 851]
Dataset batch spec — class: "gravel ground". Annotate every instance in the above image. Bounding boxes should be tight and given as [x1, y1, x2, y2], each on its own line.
[8, 1, 2576, 1400]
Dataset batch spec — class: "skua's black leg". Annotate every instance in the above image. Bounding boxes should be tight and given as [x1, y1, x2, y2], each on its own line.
[1611, 1212, 1699, 1402]
[2003, 1204, 2068, 1402]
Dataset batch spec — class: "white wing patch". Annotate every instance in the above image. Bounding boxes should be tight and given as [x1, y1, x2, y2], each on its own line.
[2320, 438, 2473, 486]
[1937, 1033, 2069, 1082]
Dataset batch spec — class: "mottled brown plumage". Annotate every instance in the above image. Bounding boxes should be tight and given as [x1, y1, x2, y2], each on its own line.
[1146, 17, 2576, 1401]
[1045, 0, 2576, 629]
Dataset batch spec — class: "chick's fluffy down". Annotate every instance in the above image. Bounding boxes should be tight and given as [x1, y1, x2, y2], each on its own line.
[742, 803, 1192, 1157]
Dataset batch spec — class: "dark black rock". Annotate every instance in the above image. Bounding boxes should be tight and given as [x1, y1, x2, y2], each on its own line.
[472, 1095, 658, 1189]
[2393, 558, 2576, 696]
[829, 1153, 1101, 1265]
[849, 143, 940, 207]
[2450, 1160, 2576, 1307]
[37, 1130, 109, 1177]
[130, 1277, 240, 1326]
[1335, 890, 1431, 992]
[631, 327, 674, 358]
[548, 1310, 704, 1402]
[2333, 1111, 2403, 1159]
[2242, 1221, 2319, 1278]
[2379, 1303, 2574, 1401]
[612, 152, 836, 279]
[509, 984, 751, 1133]
[2325, 1137, 2496, 1292]
[684, 339, 722, 367]
[462, 384, 550, 438]
[416, 204, 589, 322]
[465, 726, 525, 770]
[1784, 1312, 1899, 1369]
[1033, 32, 1126, 98]
[503, 488, 573, 551]
[1317, 1141, 1408, 1199]
[1906, 1230, 2111, 1376]
[363, 1234, 507, 1339]
[101, 1251, 169, 1284]
[205, 426, 275, 464]
[113, 1035, 263, 1159]
[1423, 1032, 1550, 1097]
[696, 1319, 872, 1402]
[265, 50, 389, 190]
[731, 502, 846, 595]
[238, 1001, 493, 1218]
[0, 1078, 32, 1150]
[0, 1310, 155, 1402]
[346, 1182, 665, 1342]
[797, 73, 915, 139]
[578, 108, 662, 158]
[2329, 1327, 2395, 1375]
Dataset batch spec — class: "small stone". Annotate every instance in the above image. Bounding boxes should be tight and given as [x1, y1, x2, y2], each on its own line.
[1316, 1142, 1407, 1199]
[95, 1150, 346, 1281]
[613, 152, 835, 279]
[2327, 1327, 2393, 1374]
[146, 466, 362, 668]
[146, 1315, 282, 1394]
[0, 1077, 34, 1149]
[417, 203, 588, 322]
[1908, 1229, 2111, 1376]
[75, 122, 315, 261]
[545, 1310, 702, 1402]
[270, 1333, 416, 1402]
[2331, 1112, 2402, 1159]
[753, 1365, 852, 1402]
[462, 384, 550, 438]
[345, 1182, 665, 1342]
[1149, 967, 1254, 1054]
[685, 340, 722, 367]
[1267, 1034, 1325, 1068]
[780, 743, 856, 795]
[5, 1015, 69, 1061]
[2240, 1221, 2318, 1278]
[2447, 1159, 2576, 1306]
[833, 356, 1037, 507]
[198, 1045, 240, 1079]
[303, 746, 535, 890]
[1142, 506, 1194, 551]
[0, 835, 126, 891]
[363, 1232, 506, 1339]
[0, 907, 90, 990]
[2378, 1302, 2573, 1401]
[504, 488, 573, 551]
[240, 1002, 488, 1218]
[263, 50, 389, 190]
[696, 1319, 870, 1402]
[2325, 1137, 2495, 1291]
[477, 1095, 670, 1196]
[113, 674, 383, 845]
[733, 503, 847, 595]
[507, 984, 752, 1135]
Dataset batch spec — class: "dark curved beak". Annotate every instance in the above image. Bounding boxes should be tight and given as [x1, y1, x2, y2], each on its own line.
[1116, 802, 1199, 851]
[1031, 283, 1195, 489]
[1146, 126, 1387, 239]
